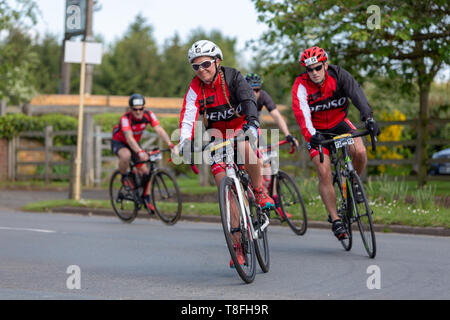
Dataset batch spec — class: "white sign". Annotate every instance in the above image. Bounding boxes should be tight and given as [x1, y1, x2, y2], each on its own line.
[64, 40, 102, 64]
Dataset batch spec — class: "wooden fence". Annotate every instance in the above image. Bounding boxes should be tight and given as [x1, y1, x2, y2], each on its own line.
[6, 118, 450, 185]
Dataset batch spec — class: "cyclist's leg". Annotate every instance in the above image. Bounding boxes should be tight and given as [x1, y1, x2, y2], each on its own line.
[348, 137, 367, 176]
[111, 140, 131, 175]
[239, 140, 274, 208]
[311, 151, 339, 221]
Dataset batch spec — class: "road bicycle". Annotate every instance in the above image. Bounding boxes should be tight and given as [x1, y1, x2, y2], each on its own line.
[109, 147, 182, 225]
[191, 134, 272, 284]
[260, 139, 307, 235]
[317, 130, 377, 258]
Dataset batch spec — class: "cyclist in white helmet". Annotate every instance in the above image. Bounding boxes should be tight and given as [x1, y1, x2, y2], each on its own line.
[179, 40, 275, 268]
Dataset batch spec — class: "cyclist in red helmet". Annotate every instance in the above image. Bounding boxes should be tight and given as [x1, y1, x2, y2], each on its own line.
[292, 46, 381, 241]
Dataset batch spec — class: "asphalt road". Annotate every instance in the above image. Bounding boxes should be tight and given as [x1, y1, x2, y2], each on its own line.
[1, 209, 450, 300]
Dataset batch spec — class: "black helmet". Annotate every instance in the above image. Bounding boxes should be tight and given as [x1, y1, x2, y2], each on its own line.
[245, 73, 262, 88]
[128, 93, 146, 107]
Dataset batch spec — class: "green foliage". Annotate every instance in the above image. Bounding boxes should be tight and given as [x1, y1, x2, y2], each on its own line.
[0, 0, 40, 104]
[93, 14, 159, 96]
[0, 113, 77, 144]
[251, 0, 450, 101]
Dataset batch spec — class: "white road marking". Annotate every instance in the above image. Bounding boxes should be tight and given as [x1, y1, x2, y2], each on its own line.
[0, 227, 56, 233]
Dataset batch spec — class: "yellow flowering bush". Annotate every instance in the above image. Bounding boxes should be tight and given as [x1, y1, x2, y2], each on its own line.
[368, 110, 406, 173]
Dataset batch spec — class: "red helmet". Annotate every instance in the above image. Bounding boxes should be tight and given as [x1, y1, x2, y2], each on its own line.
[300, 46, 328, 67]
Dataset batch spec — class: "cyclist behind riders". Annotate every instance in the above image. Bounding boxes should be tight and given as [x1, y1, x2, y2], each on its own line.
[111, 93, 178, 207]
[291, 46, 381, 241]
[245, 72, 299, 219]
[178, 40, 275, 268]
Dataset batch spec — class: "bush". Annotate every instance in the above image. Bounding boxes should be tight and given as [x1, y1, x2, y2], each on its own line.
[0, 113, 77, 144]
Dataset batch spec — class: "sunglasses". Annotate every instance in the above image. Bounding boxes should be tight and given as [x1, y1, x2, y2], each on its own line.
[306, 64, 324, 73]
[131, 107, 144, 112]
[191, 59, 215, 71]
[253, 88, 261, 93]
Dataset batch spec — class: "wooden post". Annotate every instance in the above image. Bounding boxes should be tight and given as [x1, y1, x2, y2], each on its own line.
[69, 151, 76, 199]
[74, 41, 87, 200]
[44, 125, 53, 184]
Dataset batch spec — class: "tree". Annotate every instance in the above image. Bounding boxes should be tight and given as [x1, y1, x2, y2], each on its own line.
[252, 0, 450, 186]
[0, 0, 39, 104]
[93, 14, 160, 96]
[155, 33, 192, 97]
[32, 33, 61, 94]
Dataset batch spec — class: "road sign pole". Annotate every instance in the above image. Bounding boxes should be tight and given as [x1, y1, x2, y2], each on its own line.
[74, 41, 86, 201]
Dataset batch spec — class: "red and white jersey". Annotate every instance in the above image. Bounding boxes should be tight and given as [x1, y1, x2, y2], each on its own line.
[179, 66, 259, 146]
[112, 110, 160, 144]
[291, 64, 373, 142]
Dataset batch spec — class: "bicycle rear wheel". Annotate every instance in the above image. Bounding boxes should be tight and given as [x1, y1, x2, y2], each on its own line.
[150, 168, 182, 225]
[332, 172, 352, 251]
[276, 171, 307, 235]
[109, 170, 138, 223]
[219, 177, 256, 284]
[349, 173, 376, 258]
[247, 189, 270, 273]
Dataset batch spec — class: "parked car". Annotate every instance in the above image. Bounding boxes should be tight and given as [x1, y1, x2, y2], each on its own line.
[429, 148, 450, 175]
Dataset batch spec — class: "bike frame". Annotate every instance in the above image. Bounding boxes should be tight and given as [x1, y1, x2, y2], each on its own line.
[214, 139, 269, 241]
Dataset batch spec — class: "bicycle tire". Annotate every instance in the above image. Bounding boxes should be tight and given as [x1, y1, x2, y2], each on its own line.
[247, 189, 270, 273]
[109, 170, 138, 223]
[150, 168, 182, 225]
[276, 171, 307, 235]
[349, 173, 376, 258]
[332, 172, 352, 251]
[219, 177, 256, 284]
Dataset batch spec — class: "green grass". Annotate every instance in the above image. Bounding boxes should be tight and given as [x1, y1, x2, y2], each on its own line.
[15, 174, 450, 229]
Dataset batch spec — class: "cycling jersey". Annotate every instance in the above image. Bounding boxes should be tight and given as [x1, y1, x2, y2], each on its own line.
[112, 110, 160, 144]
[179, 66, 259, 146]
[256, 90, 277, 117]
[291, 64, 373, 143]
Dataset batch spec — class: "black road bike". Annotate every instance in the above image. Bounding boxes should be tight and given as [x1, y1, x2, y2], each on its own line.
[317, 130, 377, 258]
[109, 148, 182, 225]
[260, 139, 307, 235]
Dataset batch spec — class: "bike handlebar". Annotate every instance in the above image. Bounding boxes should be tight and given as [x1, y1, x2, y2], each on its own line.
[261, 139, 296, 154]
[317, 130, 377, 163]
[189, 134, 252, 175]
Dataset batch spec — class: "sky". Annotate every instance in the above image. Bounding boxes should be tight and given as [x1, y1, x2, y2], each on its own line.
[33, 0, 268, 64]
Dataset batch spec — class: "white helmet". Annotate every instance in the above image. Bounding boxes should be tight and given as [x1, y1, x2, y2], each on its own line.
[187, 40, 223, 63]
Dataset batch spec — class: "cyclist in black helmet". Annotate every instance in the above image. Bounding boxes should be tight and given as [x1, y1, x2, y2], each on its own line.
[111, 93, 178, 207]
[245, 72, 299, 219]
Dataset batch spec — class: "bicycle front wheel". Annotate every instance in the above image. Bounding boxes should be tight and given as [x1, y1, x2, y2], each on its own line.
[150, 169, 182, 225]
[349, 173, 376, 258]
[219, 177, 256, 284]
[109, 170, 138, 223]
[276, 171, 307, 235]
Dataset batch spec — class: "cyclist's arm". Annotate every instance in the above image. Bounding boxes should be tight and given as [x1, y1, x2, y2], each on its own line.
[269, 108, 291, 137]
[229, 69, 259, 127]
[153, 125, 174, 148]
[124, 130, 144, 154]
[292, 78, 316, 142]
[337, 66, 373, 121]
[179, 85, 200, 147]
